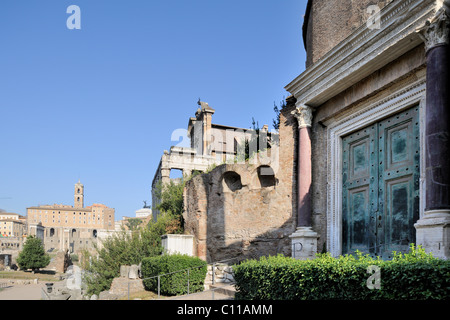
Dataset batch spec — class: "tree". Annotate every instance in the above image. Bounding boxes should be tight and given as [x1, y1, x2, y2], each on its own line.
[237, 117, 272, 162]
[154, 180, 185, 233]
[272, 98, 286, 131]
[125, 218, 143, 231]
[155, 180, 184, 216]
[81, 211, 180, 295]
[17, 236, 50, 273]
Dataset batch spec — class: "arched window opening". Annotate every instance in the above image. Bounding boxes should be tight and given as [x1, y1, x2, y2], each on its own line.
[258, 166, 276, 187]
[222, 171, 243, 192]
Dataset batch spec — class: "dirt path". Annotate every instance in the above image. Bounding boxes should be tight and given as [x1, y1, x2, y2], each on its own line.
[0, 281, 47, 300]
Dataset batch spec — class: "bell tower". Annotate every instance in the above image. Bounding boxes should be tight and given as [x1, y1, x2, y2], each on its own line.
[74, 180, 84, 208]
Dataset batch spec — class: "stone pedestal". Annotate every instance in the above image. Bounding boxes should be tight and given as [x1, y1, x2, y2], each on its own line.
[414, 210, 450, 259]
[289, 227, 319, 260]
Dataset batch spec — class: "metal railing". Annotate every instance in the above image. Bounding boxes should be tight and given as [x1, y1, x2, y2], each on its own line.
[128, 257, 241, 300]
[134, 264, 206, 300]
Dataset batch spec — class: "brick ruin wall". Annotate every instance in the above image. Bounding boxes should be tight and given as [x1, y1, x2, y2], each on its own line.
[183, 109, 298, 263]
[304, 0, 391, 67]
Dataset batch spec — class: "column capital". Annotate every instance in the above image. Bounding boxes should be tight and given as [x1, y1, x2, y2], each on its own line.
[291, 104, 313, 128]
[417, 7, 450, 52]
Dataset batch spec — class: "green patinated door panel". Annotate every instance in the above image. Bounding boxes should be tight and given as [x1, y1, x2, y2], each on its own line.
[342, 124, 378, 256]
[377, 106, 420, 258]
[342, 106, 420, 258]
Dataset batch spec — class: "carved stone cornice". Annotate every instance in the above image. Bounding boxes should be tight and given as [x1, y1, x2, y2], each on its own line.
[285, 0, 436, 108]
[291, 105, 313, 128]
[417, 7, 450, 52]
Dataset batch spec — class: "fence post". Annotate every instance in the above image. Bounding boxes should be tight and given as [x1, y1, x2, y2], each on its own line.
[187, 269, 190, 295]
[212, 262, 215, 285]
[158, 275, 160, 299]
[128, 280, 130, 300]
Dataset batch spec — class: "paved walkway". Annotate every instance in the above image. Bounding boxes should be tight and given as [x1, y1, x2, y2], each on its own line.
[167, 283, 235, 300]
[0, 281, 46, 300]
[0, 279, 236, 300]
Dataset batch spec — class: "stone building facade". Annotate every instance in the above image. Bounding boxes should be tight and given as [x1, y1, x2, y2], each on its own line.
[152, 100, 275, 218]
[183, 107, 295, 262]
[285, 0, 450, 259]
[0, 213, 27, 266]
[27, 181, 115, 253]
[0, 212, 26, 238]
[183, 0, 450, 262]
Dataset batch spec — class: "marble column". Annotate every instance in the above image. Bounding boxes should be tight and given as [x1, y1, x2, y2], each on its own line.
[289, 104, 319, 260]
[415, 8, 450, 259]
[160, 168, 171, 184]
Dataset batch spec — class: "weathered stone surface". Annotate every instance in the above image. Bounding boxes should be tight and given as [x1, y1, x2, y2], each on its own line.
[120, 265, 130, 278]
[304, 0, 390, 67]
[183, 105, 297, 263]
[65, 265, 82, 290]
[99, 290, 119, 300]
[128, 264, 140, 279]
[109, 277, 144, 297]
[47, 249, 72, 273]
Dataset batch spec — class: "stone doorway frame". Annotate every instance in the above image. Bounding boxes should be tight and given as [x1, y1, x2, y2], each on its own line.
[324, 77, 427, 257]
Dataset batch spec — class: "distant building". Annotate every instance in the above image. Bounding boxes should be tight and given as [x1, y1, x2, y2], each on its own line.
[27, 181, 115, 231]
[0, 219, 25, 238]
[0, 212, 27, 267]
[115, 206, 153, 232]
[151, 100, 277, 218]
[28, 222, 44, 241]
[0, 212, 26, 222]
[26, 181, 115, 253]
[135, 207, 152, 219]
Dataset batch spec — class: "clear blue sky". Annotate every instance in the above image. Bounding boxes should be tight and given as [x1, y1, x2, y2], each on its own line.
[0, 0, 307, 220]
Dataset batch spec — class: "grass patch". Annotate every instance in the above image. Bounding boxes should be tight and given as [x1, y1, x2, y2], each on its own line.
[0, 270, 62, 282]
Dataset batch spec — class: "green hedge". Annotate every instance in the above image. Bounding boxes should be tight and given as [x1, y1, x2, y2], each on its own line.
[233, 245, 450, 300]
[141, 254, 207, 296]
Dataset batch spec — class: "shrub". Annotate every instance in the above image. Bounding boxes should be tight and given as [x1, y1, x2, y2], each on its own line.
[233, 244, 450, 300]
[16, 236, 51, 273]
[81, 211, 179, 295]
[141, 254, 207, 296]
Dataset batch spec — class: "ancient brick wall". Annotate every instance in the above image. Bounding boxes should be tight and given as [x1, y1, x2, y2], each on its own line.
[183, 107, 298, 263]
[304, 0, 391, 67]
